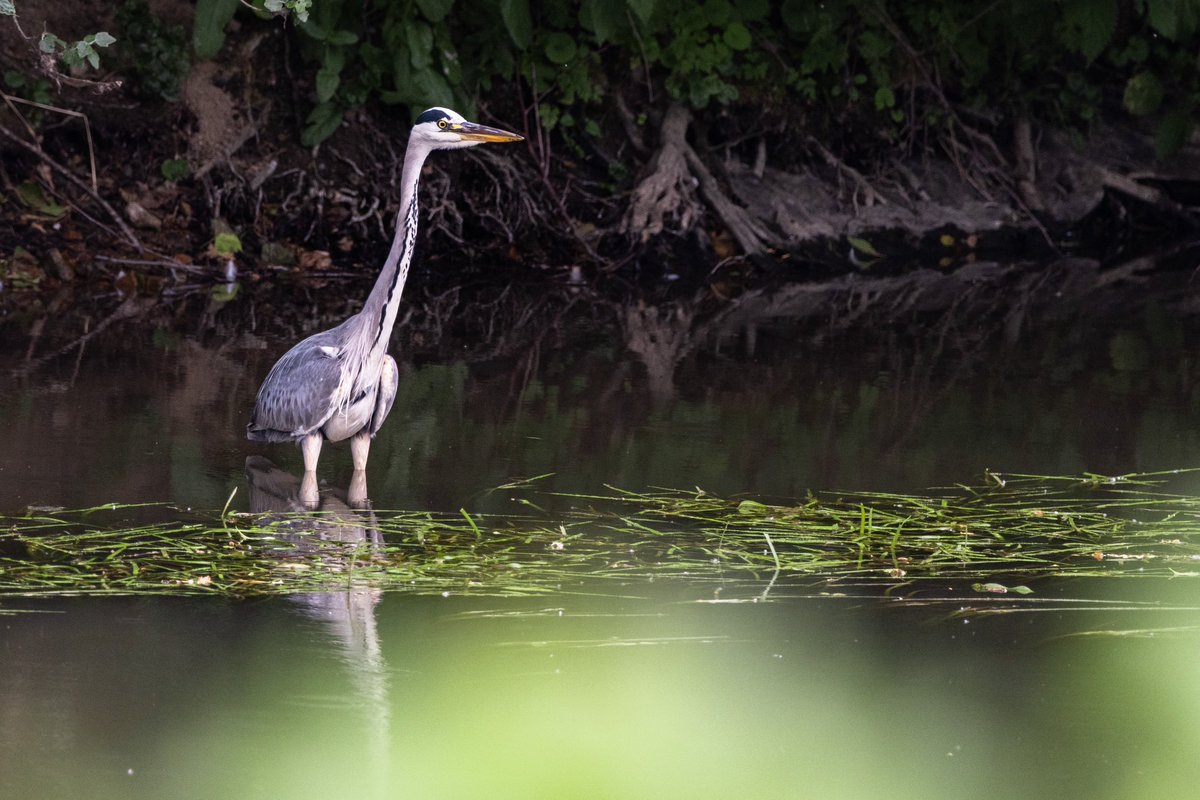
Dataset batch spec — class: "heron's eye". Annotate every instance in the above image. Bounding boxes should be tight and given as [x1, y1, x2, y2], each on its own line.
[437, 119, 448, 129]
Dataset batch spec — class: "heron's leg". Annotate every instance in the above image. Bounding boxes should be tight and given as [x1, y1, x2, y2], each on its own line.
[350, 431, 371, 471]
[301, 432, 323, 472]
[347, 469, 368, 508]
[299, 470, 319, 509]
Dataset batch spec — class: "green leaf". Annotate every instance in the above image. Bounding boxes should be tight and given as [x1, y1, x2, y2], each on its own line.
[297, 17, 328, 41]
[214, 232, 243, 255]
[323, 45, 346, 73]
[210, 282, 240, 303]
[801, 26, 845, 74]
[326, 29, 358, 45]
[723, 21, 751, 51]
[500, 0, 532, 50]
[194, 0, 239, 58]
[262, 0, 312, 22]
[415, 0, 454, 23]
[874, 85, 895, 110]
[848, 236, 882, 257]
[1146, 0, 1180, 39]
[407, 21, 434, 69]
[16, 181, 66, 217]
[1123, 72, 1164, 116]
[971, 582, 1033, 595]
[411, 66, 454, 108]
[736, 500, 770, 515]
[301, 102, 344, 146]
[1155, 107, 1194, 159]
[160, 159, 190, 182]
[92, 31, 116, 48]
[315, 66, 340, 103]
[627, 0, 657, 25]
[1065, 0, 1116, 62]
[0, 0, 15, 17]
[580, 0, 624, 44]
[544, 32, 577, 63]
[39, 33, 62, 54]
[86, 50, 99, 70]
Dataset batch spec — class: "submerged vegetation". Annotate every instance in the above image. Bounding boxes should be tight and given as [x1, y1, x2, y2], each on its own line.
[2, 471, 1199, 600]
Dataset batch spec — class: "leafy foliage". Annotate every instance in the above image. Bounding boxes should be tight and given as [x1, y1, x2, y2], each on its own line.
[39, 30, 116, 71]
[116, 0, 190, 100]
[213, 232, 243, 257]
[172, 0, 1199, 162]
[3, 69, 50, 108]
[160, 158, 190, 182]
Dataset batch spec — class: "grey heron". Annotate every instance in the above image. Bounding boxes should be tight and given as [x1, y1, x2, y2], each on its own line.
[247, 107, 523, 477]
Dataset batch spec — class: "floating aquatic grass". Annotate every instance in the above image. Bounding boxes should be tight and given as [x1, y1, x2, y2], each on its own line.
[1, 471, 1199, 599]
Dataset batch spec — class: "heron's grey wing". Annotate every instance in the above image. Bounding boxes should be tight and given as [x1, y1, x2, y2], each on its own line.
[367, 355, 399, 436]
[247, 336, 344, 442]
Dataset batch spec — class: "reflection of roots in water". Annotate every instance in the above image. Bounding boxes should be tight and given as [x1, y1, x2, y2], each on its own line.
[245, 456, 391, 783]
[613, 257, 1183, 462]
[620, 302, 695, 403]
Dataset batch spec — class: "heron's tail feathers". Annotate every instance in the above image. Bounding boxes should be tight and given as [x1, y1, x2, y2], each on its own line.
[246, 423, 301, 444]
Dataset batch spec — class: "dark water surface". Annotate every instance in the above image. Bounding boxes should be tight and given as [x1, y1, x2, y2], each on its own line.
[2, 256, 1200, 797]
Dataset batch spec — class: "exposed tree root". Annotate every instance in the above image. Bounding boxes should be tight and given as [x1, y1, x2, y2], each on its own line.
[1096, 166, 1193, 221]
[1013, 114, 1044, 213]
[682, 145, 771, 255]
[806, 135, 887, 209]
[623, 104, 702, 243]
[624, 102, 772, 255]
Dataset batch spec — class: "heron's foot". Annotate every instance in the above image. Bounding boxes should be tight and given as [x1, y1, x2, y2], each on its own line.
[299, 470, 319, 509]
[350, 430, 371, 471]
[347, 469, 369, 508]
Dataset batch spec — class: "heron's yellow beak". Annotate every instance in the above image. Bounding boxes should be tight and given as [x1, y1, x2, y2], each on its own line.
[453, 120, 524, 143]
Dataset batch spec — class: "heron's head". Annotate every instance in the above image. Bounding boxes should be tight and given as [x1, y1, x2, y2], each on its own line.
[411, 107, 523, 150]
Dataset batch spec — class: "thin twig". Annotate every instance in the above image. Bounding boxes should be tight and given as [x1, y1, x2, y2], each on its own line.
[0, 121, 143, 251]
[94, 255, 208, 274]
[1, 93, 99, 191]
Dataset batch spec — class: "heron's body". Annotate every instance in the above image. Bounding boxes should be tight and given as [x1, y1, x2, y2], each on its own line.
[247, 107, 521, 479]
[246, 317, 398, 443]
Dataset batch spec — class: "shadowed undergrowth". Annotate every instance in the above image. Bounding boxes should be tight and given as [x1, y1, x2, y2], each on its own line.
[2, 471, 1200, 600]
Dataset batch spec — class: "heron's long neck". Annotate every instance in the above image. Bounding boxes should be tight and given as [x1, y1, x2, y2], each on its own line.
[360, 140, 431, 359]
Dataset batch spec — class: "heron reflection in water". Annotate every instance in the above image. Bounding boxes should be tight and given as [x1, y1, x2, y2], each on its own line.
[247, 108, 523, 495]
[245, 455, 391, 781]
